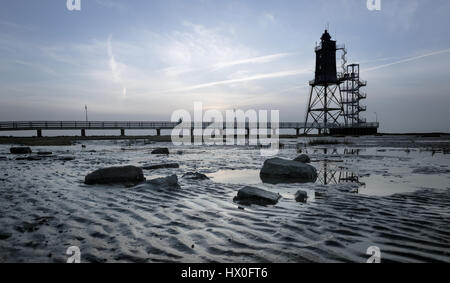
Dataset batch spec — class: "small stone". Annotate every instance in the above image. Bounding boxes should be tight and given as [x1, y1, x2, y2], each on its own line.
[151, 148, 169, 155]
[134, 175, 181, 191]
[10, 147, 32, 154]
[0, 232, 12, 240]
[59, 156, 76, 161]
[182, 172, 209, 180]
[142, 163, 179, 170]
[233, 186, 281, 206]
[295, 190, 308, 203]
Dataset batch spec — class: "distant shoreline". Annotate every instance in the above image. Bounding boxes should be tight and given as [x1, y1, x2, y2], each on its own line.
[0, 133, 449, 146]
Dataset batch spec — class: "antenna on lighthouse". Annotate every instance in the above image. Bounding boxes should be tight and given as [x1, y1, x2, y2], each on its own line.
[85, 105, 88, 122]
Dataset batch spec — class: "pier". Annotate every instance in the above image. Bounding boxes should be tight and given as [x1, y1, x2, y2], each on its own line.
[0, 121, 379, 137]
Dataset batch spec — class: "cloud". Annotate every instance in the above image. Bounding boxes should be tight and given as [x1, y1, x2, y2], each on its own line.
[214, 52, 294, 69]
[94, 0, 127, 11]
[14, 60, 57, 75]
[168, 69, 309, 92]
[383, 0, 420, 31]
[261, 12, 276, 25]
[365, 48, 450, 72]
[107, 34, 127, 97]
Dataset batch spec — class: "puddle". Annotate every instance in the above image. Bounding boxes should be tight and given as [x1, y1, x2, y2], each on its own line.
[207, 159, 450, 197]
[208, 169, 261, 185]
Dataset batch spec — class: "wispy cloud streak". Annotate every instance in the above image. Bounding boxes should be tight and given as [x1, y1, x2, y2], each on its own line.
[214, 52, 294, 69]
[168, 69, 309, 92]
[365, 48, 450, 72]
[107, 35, 127, 97]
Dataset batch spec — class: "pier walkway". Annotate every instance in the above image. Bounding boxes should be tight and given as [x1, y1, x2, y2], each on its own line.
[0, 121, 379, 137]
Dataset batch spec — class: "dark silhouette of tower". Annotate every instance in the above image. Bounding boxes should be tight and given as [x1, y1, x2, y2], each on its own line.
[341, 64, 367, 126]
[304, 30, 378, 135]
[304, 30, 345, 134]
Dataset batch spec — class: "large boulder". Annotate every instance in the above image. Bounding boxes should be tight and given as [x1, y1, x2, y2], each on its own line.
[134, 175, 180, 190]
[233, 186, 281, 206]
[151, 148, 169, 155]
[85, 165, 145, 185]
[142, 163, 179, 170]
[260, 158, 317, 184]
[294, 154, 311, 163]
[10, 147, 32, 154]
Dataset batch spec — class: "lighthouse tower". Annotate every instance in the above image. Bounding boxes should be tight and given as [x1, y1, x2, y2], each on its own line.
[304, 30, 345, 134]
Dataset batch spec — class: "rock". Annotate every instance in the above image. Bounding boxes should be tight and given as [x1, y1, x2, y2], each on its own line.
[16, 156, 42, 161]
[294, 154, 311, 163]
[0, 232, 11, 240]
[260, 158, 317, 184]
[10, 147, 32, 154]
[233, 186, 281, 206]
[412, 166, 450, 175]
[295, 190, 308, 203]
[59, 156, 76, 161]
[85, 165, 145, 185]
[151, 148, 169, 155]
[182, 172, 209, 180]
[37, 152, 52, 156]
[0, 156, 7, 160]
[142, 163, 179, 170]
[134, 175, 180, 190]
[315, 191, 326, 198]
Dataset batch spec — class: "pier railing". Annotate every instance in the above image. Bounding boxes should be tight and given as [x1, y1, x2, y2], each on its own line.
[0, 121, 379, 131]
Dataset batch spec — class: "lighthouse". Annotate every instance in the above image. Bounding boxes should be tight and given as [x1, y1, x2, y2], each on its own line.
[304, 30, 344, 134]
[304, 30, 378, 135]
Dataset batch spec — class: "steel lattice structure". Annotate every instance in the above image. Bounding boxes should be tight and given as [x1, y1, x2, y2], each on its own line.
[304, 30, 345, 134]
[304, 30, 372, 135]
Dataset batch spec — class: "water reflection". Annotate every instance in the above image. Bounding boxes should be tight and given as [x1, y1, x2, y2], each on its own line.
[209, 163, 365, 188]
[316, 163, 365, 186]
[301, 147, 364, 156]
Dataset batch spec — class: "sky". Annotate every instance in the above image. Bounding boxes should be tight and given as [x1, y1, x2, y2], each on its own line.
[0, 0, 450, 133]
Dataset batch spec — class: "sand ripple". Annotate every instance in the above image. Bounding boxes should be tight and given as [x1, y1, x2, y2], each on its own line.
[0, 140, 449, 263]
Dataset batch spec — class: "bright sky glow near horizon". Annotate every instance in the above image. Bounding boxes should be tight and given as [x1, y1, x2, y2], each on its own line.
[1, 0, 450, 133]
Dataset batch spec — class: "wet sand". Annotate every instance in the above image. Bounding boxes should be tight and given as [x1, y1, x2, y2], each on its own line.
[0, 135, 449, 263]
